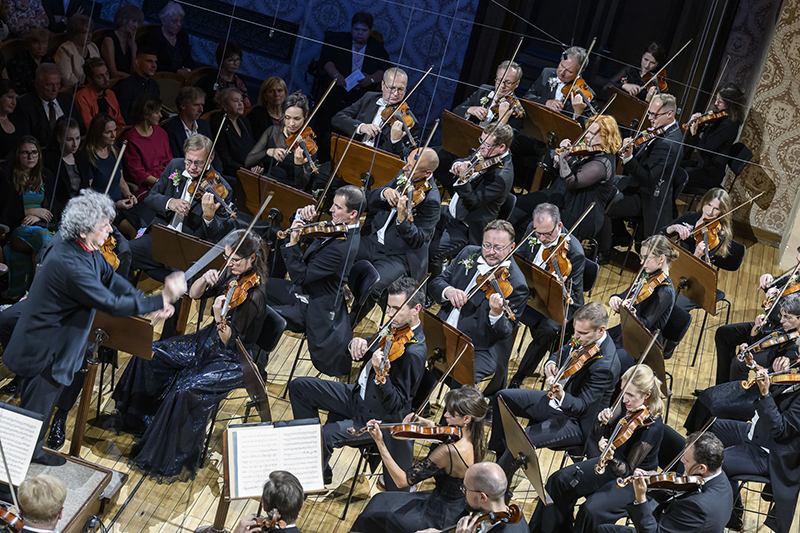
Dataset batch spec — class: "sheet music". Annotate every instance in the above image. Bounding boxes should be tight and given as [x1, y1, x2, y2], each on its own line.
[0, 403, 43, 486]
[228, 424, 324, 499]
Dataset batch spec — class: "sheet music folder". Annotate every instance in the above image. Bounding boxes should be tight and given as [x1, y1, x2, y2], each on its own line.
[0, 402, 44, 486]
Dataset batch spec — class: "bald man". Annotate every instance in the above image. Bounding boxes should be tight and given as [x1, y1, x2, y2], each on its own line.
[356, 147, 441, 297]
[417, 462, 528, 533]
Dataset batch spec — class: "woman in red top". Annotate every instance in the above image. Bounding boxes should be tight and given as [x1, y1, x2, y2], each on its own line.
[123, 95, 172, 200]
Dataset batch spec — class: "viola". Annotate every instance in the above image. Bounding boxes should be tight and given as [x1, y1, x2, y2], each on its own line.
[475, 266, 516, 320]
[548, 342, 601, 399]
[561, 76, 594, 103]
[741, 368, 800, 389]
[542, 235, 572, 282]
[681, 110, 728, 131]
[627, 270, 670, 307]
[381, 102, 418, 148]
[188, 170, 237, 219]
[100, 235, 120, 270]
[347, 423, 462, 444]
[276, 220, 349, 240]
[255, 508, 285, 531]
[641, 69, 669, 93]
[595, 406, 653, 475]
[736, 330, 799, 363]
[0, 505, 22, 533]
[439, 504, 523, 533]
[616, 472, 704, 491]
[555, 144, 606, 158]
[454, 154, 504, 185]
[375, 324, 415, 384]
[286, 126, 320, 174]
[218, 271, 261, 332]
[488, 94, 525, 119]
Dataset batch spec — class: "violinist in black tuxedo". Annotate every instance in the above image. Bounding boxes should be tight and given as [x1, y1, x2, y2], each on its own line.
[428, 220, 528, 383]
[357, 147, 441, 296]
[16, 474, 68, 533]
[289, 277, 426, 489]
[233, 471, 307, 533]
[429, 123, 514, 276]
[266, 185, 363, 377]
[489, 302, 619, 478]
[600, 94, 683, 257]
[331, 67, 419, 159]
[509, 203, 585, 388]
[597, 432, 733, 533]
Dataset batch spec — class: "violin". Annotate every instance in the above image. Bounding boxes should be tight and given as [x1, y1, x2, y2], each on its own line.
[188, 170, 237, 219]
[595, 406, 653, 475]
[686, 219, 721, 262]
[554, 144, 606, 158]
[407, 178, 432, 210]
[475, 266, 516, 320]
[561, 76, 593, 103]
[255, 508, 285, 531]
[616, 472, 704, 491]
[454, 154, 504, 186]
[682, 110, 728, 131]
[619, 125, 670, 155]
[99, 235, 120, 270]
[542, 234, 573, 282]
[439, 504, 523, 533]
[488, 94, 525, 119]
[0, 505, 22, 533]
[762, 274, 800, 312]
[218, 271, 261, 332]
[741, 368, 800, 389]
[736, 330, 800, 363]
[285, 126, 319, 174]
[381, 102, 418, 148]
[548, 342, 601, 399]
[641, 70, 669, 93]
[375, 324, 415, 384]
[347, 422, 462, 443]
[627, 270, 670, 307]
[276, 220, 349, 240]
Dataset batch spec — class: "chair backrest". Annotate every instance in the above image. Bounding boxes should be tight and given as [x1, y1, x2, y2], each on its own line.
[714, 239, 745, 272]
[658, 424, 686, 471]
[92, 28, 114, 47]
[349, 260, 381, 307]
[583, 259, 599, 293]
[498, 193, 516, 221]
[662, 305, 692, 344]
[201, 109, 223, 123]
[257, 304, 287, 355]
[187, 66, 217, 87]
[0, 38, 25, 67]
[728, 142, 753, 176]
[672, 166, 689, 202]
[235, 338, 272, 423]
[153, 71, 186, 112]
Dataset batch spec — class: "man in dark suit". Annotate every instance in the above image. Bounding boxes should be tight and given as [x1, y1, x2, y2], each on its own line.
[266, 185, 363, 377]
[11, 63, 78, 150]
[332, 67, 420, 159]
[509, 203, 585, 388]
[711, 365, 800, 533]
[114, 47, 160, 124]
[489, 302, 619, 478]
[600, 93, 683, 259]
[16, 474, 68, 533]
[357, 147, 441, 297]
[429, 123, 514, 276]
[428, 219, 529, 384]
[597, 432, 733, 533]
[233, 471, 306, 533]
[289, 277, 427, 488]
[161, 85, 222, 173]
[2, 189, 184, 466]
[42, 0, 84, 33]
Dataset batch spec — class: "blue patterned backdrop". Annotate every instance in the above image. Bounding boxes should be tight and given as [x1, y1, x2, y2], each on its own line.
[98, 0, 481, 135]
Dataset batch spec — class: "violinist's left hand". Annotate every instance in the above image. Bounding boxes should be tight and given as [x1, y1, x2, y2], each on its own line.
[773, 356, 790, 373]
[570, 92, 586, 117]
[390, 121, 406, 142]
[488, 293, 505, 317]
[396, 196, 409, 223]
[497, 101, 512, 122]
[455, 514, 481, 533]
[201, 192, 220, 221]
[371, 349, 386, 374]
[756, 367, 771, 397]
[294, 147, 307, 166]
[621, 137, 634, 160]
[694, 241, 707, 259]
[633, 476, 648, 504]
[550, 382, 564, 401]
[212, 294, 226, 323]
[366, 419, 385, 444]
[232, 515, 261, 533]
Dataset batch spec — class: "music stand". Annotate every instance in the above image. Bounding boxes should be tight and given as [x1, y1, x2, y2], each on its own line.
[69, 312, 153, 457]
[497, 396, 552, 505]
[668, 241, 718, 315]
[519, 98, 582, 146]
[514, 254, 566, 323]
[619, 306, 671, 397]
[441, 110, 483, 158]
[236, 169, 314, 229]
[606, 87, 649, 133]
[331, 133, 404, 189]
[421, 310, 475, 387]
[235, 338, 272, 423]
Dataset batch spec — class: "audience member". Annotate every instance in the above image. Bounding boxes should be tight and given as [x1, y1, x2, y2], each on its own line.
[0, 79, 20, 160]
[11, 63, 78, 149]
[54, 14, 101, 87]
[145, 0, 194, 77]
[211, 87, 255, 179]
[123, 94, 172, 200]
[4, 28, 55, 95]
[17, 475, 67, 532]
[114, 47, 160, 124]
[44, 116, 90, 218]
[5, 0, 48, 37]
[161, 86, 223, 172]
[201, 41, 250, 110]
[248, 76, 286, 140]
[75, 57, 125, 131]
[100, 4, 143, 79]
[42, 0, 84, 33]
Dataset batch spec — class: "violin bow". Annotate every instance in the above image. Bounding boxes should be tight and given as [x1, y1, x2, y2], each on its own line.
[551, 286, 572, 380]
[663, 417, 717, 472]
[315, 125, 360, 217]
[221, 190, 276, 272]
[761, 259, 800, 328]
[286, 79, 336, 154]
[365, 274, 430, 353]
[640, 40, 693, 93]
[487, 36, 524, 111]
[704, 55, 729, 114]
[621, 245, 656, 306]
[691, 191, 764, 235]
[544, 203, 595, 263]
[569, 96, 616, 148]
[400, 119, 439, 198]
[564, 37, 596, 103]
[376, 65, 434, 131]
[414, 342, 470, 418]
[604, 331, 659, 424]
[104, 140, 127, 196]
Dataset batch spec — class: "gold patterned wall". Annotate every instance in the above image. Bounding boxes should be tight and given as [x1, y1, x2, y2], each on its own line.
[732, 0, 800, 237]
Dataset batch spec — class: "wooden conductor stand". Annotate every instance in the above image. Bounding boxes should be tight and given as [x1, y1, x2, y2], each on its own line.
[422, 309, 475, 387]
[69, 312, 154, 457]
[668, 240, 718, 315]
[513, 254, 567, 324]
[331, 133, 404, 189]
[619, 306, 670, 397]
[236, 169, 314, 229]
[606, 86, 649, 134]
[441, 110, 483, 158]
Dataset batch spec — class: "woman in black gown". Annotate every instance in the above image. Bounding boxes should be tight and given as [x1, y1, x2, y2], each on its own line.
[605, 42, 666, 102]
[351, 386, 489, 533]
[112, 229, 268, 480]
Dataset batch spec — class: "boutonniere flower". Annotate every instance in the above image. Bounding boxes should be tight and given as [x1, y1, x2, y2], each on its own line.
[480, 95, 490, 106]
[169, 170, 181, 187]
[547, 77, 559, 89]
[458, 252, 478, 274]
[620, 76, 629, 85]
[568, 336, 580, 349]
[527, 235, 540, 248]
[396, 172, 407, 188]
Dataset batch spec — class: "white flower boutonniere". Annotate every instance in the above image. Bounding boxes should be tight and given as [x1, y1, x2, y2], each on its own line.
[547, 77, 559, 89]
[169, 170, 181, 187]
[528, 235, 540, 248]
[458, 252, 478, 274]
[480, 95, 490, 106]
[396, 172, 407, 188]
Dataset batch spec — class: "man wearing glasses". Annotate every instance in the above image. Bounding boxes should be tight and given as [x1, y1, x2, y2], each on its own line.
[509, 203, 585, 389]
[600, 93, 683, 258]
[428, 219, 528, 384]
[332, 66, 419, 158]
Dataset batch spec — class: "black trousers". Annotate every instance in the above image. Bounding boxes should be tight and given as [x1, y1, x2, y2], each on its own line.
[432, 147, 460, 197]
[598, 194, 642, 255]
[428, 211, 469, 278]
[513, 308, 561, 380]
[714, 322, 756, 385]
[19, 366, 63, 459]
[288, 376, 412, 492]
[355, 236, 410, 296]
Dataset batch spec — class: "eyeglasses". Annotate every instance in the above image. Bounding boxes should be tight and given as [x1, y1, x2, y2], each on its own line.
[224, 57, 242, 64]
[383, 84, 406, 95]
[494, 77, 517, 87]
[223, 255, 244, 265]
[533, 226, 557, 238]
[461, 485, 483, 495]
[185, 158, 205, 168]
[780, 312, 799, 321]
[482, 242, 512, 253]
[478, 136, 499, 148]
[648, 111, 671, 118]
[20, 150, 39, 157]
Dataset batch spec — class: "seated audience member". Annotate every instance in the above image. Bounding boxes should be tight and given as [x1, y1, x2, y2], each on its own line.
[248, 76, 287, 140]
[145, 1, 194, 77]
[18, 475, 68, 532]
[233, 471, 305, 533]
[75, 57, 126, 131]
[200, 41, 250, 110]
[161, 86, 218, 170]
[211, 87, 255, 180]
[0, 136, 54, 298]
[43, 117, 90, 218]
[0, 79, 20, 160]
[101, 4, 143, 79]
[5, 0, 48, 37]
[123, 95, 172, 200]
[42, 0, 82, 32]
[54, 14, 100, 87]
[114, 47, 160, 124]
[4, 28, 54, 95]
[11, 63, 77, 149]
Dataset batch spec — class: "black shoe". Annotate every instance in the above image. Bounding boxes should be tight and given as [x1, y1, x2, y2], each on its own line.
[424, 294, 434, 309]
[32, 452, 67, 467]
[323, 466, 333, 485]
[726, 510, 743, 531]
[508, 377, 523, 389]
[46, 418, 66, 450]
[0, 376, 20, 397]
[596, 251, 611, 266]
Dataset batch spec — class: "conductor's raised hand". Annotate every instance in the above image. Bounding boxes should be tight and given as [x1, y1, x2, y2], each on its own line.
[162, 272, 188, 304]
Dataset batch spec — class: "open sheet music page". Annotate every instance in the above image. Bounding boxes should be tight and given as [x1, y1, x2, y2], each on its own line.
[0, 402, 44, 486]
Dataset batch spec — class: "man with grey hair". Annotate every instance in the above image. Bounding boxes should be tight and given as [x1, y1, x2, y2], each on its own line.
[524, 47, 591, 120]
[11, 62, 79, 149]
[3, 189, 186, 466]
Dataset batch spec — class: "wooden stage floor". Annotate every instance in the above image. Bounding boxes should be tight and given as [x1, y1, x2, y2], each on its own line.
[1, 235, 795, 532]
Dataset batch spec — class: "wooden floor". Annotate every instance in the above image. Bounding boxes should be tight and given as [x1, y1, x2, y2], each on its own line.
[3, 228, 796, 532]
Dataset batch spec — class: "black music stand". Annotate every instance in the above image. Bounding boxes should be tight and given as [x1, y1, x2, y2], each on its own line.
[422, 309, 475, 387]
[619, 306, 670, 397]
[331, 133, 404, 190]
[669, 241, 718, 315]
[441, 110, 483, 158]
[514, 254, 566, 323]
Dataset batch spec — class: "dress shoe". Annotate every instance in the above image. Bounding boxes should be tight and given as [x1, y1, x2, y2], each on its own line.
[596, 251, 611, 266]
[0, 377, 20, 397]
[46, 418, 66, 450]
[323, 466, 332, 485]
[726, 509, 743, 531]
[32, 452, 67, 467]
[508, 377, 523, 389]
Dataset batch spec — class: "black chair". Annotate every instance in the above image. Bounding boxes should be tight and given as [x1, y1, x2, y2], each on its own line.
[583, 259, 599, 297]
[658, 425, 686, 470]
[498, 193, 517, 221]
[691, 239, 746, 366]
[725, 142, 754, 193]
[661, 305, 691, 419]
[730, 473, 774, 527]
[339, 433, 381, 519]
[253, 305, 287, 373]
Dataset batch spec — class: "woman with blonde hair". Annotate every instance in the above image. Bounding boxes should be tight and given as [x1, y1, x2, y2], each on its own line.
[248, 76, 288, 139]
[529, 365, 665, 533]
